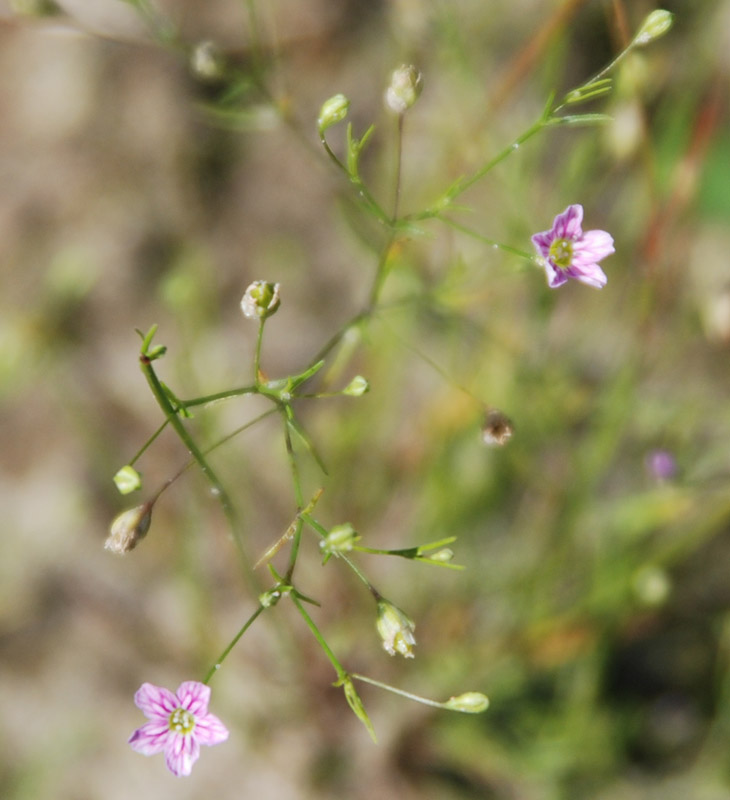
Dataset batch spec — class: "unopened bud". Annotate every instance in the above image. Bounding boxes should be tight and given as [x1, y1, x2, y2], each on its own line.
[444, 692, 490, 714]
[241, 281, 281, 320]
[342, 375, 369, 397]
[190, 41, 225, 82]
[633, 10, 673, 46]
[481, 408, 514, 447]
[645, 449, 676, 482]
[376, 599, 416, 658]
[320, 523, 360, 557]
[427, 547, 454, 563]
[105, 502, 153, 554]
[318, 93, 350, 134]
[113, 465, 142, 495]
[259, 588, 281, 608]
[384, 64, 423, 114]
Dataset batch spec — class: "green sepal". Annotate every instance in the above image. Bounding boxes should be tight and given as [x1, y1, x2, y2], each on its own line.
[136, 325, 167, 361]
[548, 113, 613, 127]
[336, 676, 377, 742]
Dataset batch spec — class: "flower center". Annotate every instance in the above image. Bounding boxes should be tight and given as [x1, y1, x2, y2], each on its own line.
[548, 237, 574, 269]
[169, 708, 196, 735]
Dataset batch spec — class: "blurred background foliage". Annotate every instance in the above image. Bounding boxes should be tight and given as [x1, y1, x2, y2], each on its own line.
[1, 0, 730, 798]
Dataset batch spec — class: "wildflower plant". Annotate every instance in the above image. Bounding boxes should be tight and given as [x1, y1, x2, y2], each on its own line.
[96, 2, 673, 777]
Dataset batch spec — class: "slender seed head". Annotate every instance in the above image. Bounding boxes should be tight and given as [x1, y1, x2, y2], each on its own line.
[105, 502, 153, 554]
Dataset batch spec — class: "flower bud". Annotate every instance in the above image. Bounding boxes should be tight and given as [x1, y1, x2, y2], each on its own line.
[317, 93, 350, 134]
[481, 408, 514, 447]
[384, 65, 423, 115]
[645, 449, 676, 482]
[342, 375, 369, 397]
[241, 281, 281, 320]
[632, 565, 671, 607]
[105, 502, 153, 554]
[427, 547, 454, 563]
[633, 10, 673, 46]
[443, 692, 490, 714]
[190, 41, 225, 82]
[113, 465, 142, 495]
[376, 599, 416, 658]
[320, 523, 360, 557]
[259, 588, 281, 608]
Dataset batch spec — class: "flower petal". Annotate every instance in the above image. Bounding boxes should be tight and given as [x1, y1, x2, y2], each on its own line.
[567, 262, 608, 289]
[165, 732, 200, 777]
[194, 712, 230, 747]
[128, 721, 170, 756]
[176, 681, 211, 717]
[572, 229, 615, 264]
[531, 231, 554, 255]
[543, 261, 568, 288]
[552, 204, 583, 239]
[134, 683, 178, 720]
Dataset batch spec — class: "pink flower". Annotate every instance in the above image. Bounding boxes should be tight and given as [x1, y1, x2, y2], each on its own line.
[128, 681, 229, 777]
[531, 204, 614, 289]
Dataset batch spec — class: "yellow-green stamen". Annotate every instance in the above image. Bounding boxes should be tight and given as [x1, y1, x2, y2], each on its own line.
[169, 708, 196, 735]
[549, 238, 574, 269]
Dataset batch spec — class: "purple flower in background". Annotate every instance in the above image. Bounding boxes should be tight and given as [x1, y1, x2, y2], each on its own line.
[645, 449, 677, 482]
[531, 204, 614, 289]
[129, 681, 229, 777]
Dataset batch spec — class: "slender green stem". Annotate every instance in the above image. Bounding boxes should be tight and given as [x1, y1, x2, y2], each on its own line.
[129, 419, 169, 467]
[139, 355, 253, 577]
[203, 604, 266, 683]
[367, 235, 398, 311]
[182, 385, 259, 408]
[413, 119, 547, 219]
[392, 113, 404, 221]
[339, 553, 378, 595]
[309, 310, 369, 369]
[351, 673, 449, 709]
[291, 593, 348, 680]
[381, 318, 482, 404]
[282, 407, 305, 581]
[319, 134, 391, 226]
[553, 39, 639, 116]
[438, 216, 536, 261]
[254, 319, 265, 381]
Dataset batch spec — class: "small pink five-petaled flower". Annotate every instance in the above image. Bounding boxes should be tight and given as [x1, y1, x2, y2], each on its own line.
[129, 681, 229, 777]
[531, 204, 614, 289]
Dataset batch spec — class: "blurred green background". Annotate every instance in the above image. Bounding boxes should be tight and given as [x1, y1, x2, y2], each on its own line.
[2, 1, 730, 798]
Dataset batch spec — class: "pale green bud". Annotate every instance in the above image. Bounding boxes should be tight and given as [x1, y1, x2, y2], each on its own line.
[113, 465, 142, 495]
[443, 692, 490, 714]
[427, 547, 454, 563]
[376, 599, 416, 658]
[259, 588, 281, 608]
[241, 281, 281, 320]
[633, 10, 673, 46]
[190, 41, 225, 82]
[384, 64, 423, 114]
[318, 93, 350, 133]
[105, 502, 153, 554]
[342, 375, 369, 397]
[320, 523, 360, 557]
[632, 565, 671, 607]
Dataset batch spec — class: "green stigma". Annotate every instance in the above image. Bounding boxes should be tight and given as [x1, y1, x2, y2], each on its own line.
[169, 708, 196, 735]
[548, 238, 574, 269]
